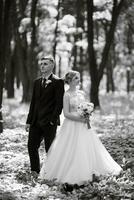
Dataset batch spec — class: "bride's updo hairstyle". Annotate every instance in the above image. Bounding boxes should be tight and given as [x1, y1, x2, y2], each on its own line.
[65, 70, 79, 84]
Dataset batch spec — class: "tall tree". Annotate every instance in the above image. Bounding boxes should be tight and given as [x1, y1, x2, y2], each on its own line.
[11, 0, 30, 102]
[0, 0, 12, 133]
[72, 0, 84, 71]
[87, 0, 125, 107]
[53, 0, 62, 63]
[0, 0, 4, 133]
[27, 0, 38, 101]
[5, 2, 14, 98]
[12, 0, 38, 102]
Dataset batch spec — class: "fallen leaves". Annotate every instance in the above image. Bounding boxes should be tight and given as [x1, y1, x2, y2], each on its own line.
[0, 94, 134, 199]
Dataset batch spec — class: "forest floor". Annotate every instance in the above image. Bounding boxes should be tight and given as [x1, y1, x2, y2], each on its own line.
[0, 90, 134, 200]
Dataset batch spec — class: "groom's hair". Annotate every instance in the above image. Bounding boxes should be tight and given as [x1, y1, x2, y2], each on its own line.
[41, 55, 55, 65]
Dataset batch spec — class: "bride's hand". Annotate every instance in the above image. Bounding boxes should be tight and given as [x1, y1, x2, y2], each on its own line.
[79, 117, 86, 123]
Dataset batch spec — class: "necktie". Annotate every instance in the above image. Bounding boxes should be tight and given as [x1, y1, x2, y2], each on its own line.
[41, 78, 46, 86]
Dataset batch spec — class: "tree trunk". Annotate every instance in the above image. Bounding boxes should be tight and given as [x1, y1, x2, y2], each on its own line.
[0, 0, 12, 132]
[25, 0, 38, 102]
[12, 0, 30, 102]
[87, 0, 125, 107]
[72, 0, 84, 72]
[98, 0, 125, 82]
[58, 56, 62, 77]
[15, 40, 30, 102]
[79, 47, 84, 89]
[106, 51, 115, 93]
[87, 0, 100, 107]
[53, 0, 61, 72]
[5, 37, 14, 98]
[12, 0, 37, 103]
[106, 64, 110, 93]
[6, 58, 15, 98]
[0, 0, 4, 133]
[90, 81, 100, 108]
[72, 44, 77, 71]
[12, 49, 20, 89]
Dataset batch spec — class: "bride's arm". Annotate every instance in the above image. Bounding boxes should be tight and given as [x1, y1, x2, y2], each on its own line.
[63, 93, 85, 123]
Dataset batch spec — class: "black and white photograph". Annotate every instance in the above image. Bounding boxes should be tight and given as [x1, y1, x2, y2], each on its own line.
[0, 0, 134, 199]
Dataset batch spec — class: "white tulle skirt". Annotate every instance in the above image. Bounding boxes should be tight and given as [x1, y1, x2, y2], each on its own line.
[40, 118, 122, 185]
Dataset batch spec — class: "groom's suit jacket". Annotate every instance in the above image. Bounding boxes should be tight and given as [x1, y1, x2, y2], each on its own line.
[26, 74, 64, 127]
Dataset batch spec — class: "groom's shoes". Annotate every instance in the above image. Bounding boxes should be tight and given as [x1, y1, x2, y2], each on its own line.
[63, 183, 74, 192]
[62, 183, 86, 192]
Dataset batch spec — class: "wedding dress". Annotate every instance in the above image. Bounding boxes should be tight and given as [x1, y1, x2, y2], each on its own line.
[40, 90, 122, 185]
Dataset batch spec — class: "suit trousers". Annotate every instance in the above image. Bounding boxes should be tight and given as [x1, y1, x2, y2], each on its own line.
[28, 122, 57, 173]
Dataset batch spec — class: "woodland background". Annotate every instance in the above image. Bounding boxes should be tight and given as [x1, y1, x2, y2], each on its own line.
[0, 0, 134, 199]
[0, 0, 134, 132]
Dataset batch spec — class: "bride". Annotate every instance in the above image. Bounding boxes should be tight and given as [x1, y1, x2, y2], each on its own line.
[40, 70, 122, 186]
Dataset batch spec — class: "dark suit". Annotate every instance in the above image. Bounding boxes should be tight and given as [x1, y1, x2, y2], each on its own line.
[26, 74, 64, 173]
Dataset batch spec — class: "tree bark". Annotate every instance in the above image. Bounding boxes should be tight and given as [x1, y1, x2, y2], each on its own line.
[0, 0, 4, 133]
[98, 0, 125, 83]
[87, 0, 100, 107]
[25, 0, 38, 102]
[12, 0, 37, 103]
[6, 57, 15, 98]
[72, 0, 84, 72]
[11, 0, 29, 102]
[106, 54, 115, 93]
[5, 7, 14, 98]
[87, 0, 125, 107]
[0, 0, 12, 132]
[53, 0, 61, 71]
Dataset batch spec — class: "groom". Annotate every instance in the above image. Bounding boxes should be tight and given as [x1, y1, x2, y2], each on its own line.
[25, 55, 64, 178]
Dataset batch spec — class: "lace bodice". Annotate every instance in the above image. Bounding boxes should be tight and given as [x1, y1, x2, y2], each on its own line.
[65, 90, 85, 113]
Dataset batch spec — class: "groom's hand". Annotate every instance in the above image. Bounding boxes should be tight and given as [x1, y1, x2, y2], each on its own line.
[25, 124, 30, 132]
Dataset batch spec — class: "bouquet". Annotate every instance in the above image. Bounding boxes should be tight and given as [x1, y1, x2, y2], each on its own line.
[77, 102, 94, 129]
